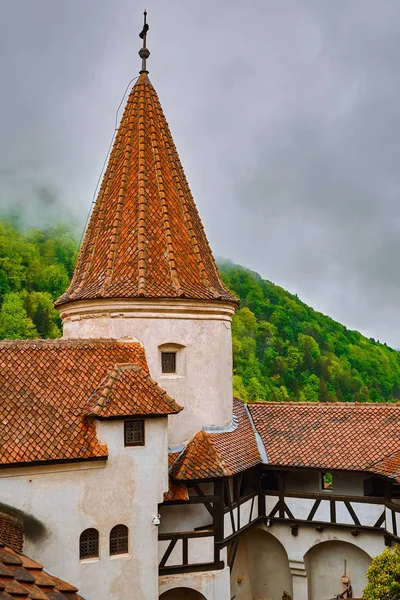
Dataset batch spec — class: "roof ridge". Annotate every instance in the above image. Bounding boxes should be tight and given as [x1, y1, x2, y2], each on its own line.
[151, 88, 216, 296]
[202, 430, 232, 475]
[137, 80, 148, 296]
[249, 401, 400, 406]
[173, 430, 231, 480]
[68, 100, 127, 302]
[147, 87, 182, 296]
[85, 366, 120, 416]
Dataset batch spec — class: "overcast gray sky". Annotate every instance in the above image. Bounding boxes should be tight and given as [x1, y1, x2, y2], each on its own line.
[1, 0, 400, 347]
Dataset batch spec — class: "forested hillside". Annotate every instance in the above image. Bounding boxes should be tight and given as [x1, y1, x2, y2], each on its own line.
[219, 262, 400, 403]
[0, 221, 77, 339]
[1, 218, 400, 404]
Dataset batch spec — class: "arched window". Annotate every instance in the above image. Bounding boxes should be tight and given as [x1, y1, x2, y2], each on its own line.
[110, 524, 129, 556]
[79, 528, 99, 560]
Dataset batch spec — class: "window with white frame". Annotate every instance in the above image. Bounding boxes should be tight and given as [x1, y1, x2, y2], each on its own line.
[158, 343, 186, 377]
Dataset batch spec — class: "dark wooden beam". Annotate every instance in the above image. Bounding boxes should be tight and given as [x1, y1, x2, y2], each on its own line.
[344, 501, 361, 526]
[159, 537, 178, 568]
[159, 561, 225, 576]
[191, 483, 215, 519]
[159, 530, 213, 541]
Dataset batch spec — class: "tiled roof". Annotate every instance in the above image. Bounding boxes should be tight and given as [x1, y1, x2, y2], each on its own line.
[0, 339, 177, 466]
[171, 400, 261, 480]
[0, 539, 84, 599]
[164, 453, 189, 502]
[167, 400, 400, 484]
[249, 402, 400, 481]
[56, 73, 237, 307]
[83, 363, 181, 418]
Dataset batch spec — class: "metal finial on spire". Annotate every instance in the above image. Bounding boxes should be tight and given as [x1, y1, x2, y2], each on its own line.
[138, 10, 150, 74]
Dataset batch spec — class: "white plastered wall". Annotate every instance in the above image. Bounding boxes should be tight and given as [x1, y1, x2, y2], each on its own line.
[231, 528, 293, 600]
[60, 299, 235, 445]
[305, 539, 371, 599]
[159, 566, 231, 600]
[0, 418, 168, 600]
[256, 522, 384, 600]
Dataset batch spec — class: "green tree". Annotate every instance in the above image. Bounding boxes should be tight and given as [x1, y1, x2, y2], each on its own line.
[363, 545, 400, 600]
[0, 293, 37, 339]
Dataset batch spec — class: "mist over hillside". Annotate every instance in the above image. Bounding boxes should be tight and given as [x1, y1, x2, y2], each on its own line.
[0, 218, 399, 404]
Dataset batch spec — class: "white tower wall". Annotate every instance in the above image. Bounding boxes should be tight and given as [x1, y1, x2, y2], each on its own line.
[60, 299, 235, 445]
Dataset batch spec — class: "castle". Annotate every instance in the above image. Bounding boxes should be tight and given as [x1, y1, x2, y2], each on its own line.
[0, 17, 400, 600]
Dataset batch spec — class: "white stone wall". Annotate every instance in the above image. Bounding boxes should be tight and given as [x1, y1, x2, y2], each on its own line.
[258, 522, 384, 600]
[305, 539, 371, 599]
[0, 418, 168, 600]
[231, 528, 293, 600]
[159, 566, 231, 600]
[285, 470, 368, 496]
[60, 299, 235, 445]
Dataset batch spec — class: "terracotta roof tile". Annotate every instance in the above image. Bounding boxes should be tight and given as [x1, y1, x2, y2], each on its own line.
[0, 339, 177, 466]
[163, 452, 189, 502]
[171, 400, 261, 480]
[56, 73, 237, 307]
[0, 541, 84, 599]
[83, 363, 181, 418]
[249, 402, 400, 481]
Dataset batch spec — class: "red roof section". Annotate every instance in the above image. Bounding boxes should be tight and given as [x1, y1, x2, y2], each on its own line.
[0, 540, 84, 599]
[56, 73, 237, 307]
[83, 363, 181, 418]
[0, 339, 177, 466]
[171, 400, 261, 480]
[249, 402, 400, 480]
[164, 452, 189, 502]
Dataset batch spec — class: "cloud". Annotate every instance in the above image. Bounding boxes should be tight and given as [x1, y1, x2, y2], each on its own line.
[1, 0, 400, 346]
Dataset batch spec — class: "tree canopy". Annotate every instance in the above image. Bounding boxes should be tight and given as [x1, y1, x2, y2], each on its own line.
[363, 545, 400, 600]
[219, 261, 400, 403]
[0, 221, 78, 339]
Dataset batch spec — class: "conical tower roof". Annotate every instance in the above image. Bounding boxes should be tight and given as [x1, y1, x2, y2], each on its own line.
[56, 71, 237, 307]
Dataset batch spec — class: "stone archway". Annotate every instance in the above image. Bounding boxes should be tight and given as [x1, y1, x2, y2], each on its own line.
[305, 540, 371, 599]
[159, 588, 207, 600]
[230, 527, 293, 600]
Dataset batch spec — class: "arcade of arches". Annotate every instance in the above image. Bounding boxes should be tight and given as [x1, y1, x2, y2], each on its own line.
[305, 540, 371, 599]
[228, 527, 372, 600]
[159, 589, 207, 600]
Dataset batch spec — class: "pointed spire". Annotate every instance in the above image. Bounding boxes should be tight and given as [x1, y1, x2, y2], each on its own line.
[56, 31, 238, 309]
[138, 10, 150, 74]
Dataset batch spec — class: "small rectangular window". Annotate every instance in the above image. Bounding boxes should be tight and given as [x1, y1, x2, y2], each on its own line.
[321, 472, 333, 490]
[124, 420, 145, 446]
[161, 352, 176, 374]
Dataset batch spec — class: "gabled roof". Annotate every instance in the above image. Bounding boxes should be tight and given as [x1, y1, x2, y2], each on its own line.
[171, 400, 261, 480]
[83, 363, 181, 418]
[0, 339, 180, 466]
[164, 452, 189, 502]
[167, 400, 400, 484]
[248, 401, 400, 481]
[56, 73, 237, 307]
[0, 540, 84, 599]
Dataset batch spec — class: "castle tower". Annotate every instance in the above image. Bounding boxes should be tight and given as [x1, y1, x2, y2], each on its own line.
[56, 18, 238, 445]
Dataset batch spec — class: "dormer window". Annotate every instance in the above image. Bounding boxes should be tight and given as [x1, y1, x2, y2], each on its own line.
[124, 420, 145, 446]
[161, 352, 176, 374]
